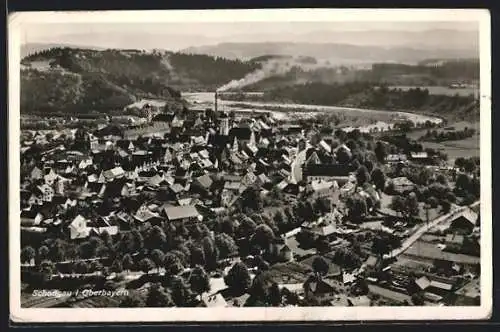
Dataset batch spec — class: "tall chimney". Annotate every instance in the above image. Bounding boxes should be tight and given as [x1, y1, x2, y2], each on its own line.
[214, 91, 218, 112]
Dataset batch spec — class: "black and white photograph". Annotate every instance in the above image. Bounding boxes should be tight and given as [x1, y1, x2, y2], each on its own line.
[9, 8, 491, 322]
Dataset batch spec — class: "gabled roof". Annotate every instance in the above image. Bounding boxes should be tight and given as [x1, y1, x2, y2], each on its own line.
[415, 276, 431, 290]
[452, 208, 478, 226]
[103, 167, 125, 180]
[304, 277, 336, 295]
[164, 205, 200, 221]
[195, 174, 213, 189]
[319, 140, 332, 153]
[202, 293, 228, 308]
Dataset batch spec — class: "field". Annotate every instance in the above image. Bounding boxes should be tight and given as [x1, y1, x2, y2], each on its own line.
[407, 121, 480, 164]
[390, 86, 478, 97]
[404, 240, 480, 265]
[267, 261, 312, 284]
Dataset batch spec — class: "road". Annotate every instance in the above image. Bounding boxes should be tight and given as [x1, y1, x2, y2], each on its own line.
[384, 201, 480, 259]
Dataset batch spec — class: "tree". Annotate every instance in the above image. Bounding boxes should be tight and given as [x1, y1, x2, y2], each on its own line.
[139, 258, 155, 274]
[151, 249, 165, 273]
[145, 283, 173, 307]
[146, 226, 167, 251]
[224, 262, 252, 294]
[251, 224, 275, 250]
[189, 265, 211, 299]
[37, 245, 50, 263]
[333, 248, 362, 269]
[163, 252, 184, 276]
[122, 253, 135, 272]
[79, 241, 96, 260]
[268, 282, 282, 306]
[427, 196, 439, 209]
[411, 292, 425, 306]
[131, 229, 144, 253]
[21, 246, 36, 264]
[170, 276, 193, 307]
[454, 157, 466, 169]
[455, 173, 471, 193]
[436, 174, 447, 185]
[372, 232, 401, 259]
[249, 272, 271, 300]
[463, 158, 476, 173]
[371, 168, 386, 191]
[73, 261, 89, 274]
[89, 260, 103, 273]
[238, 215, 257, 237]
[391, 195, 406, 217]
[190, 246, 206, 267]
[346, 196, 368, 220]
[215, 233, 238, 259]
[336, 147, 351, 164]
[374, 141, 387, 163]
[441, 200, 451, 214]
[314, 197, 331, 215]
[110, 258, 123, 273]
[315, 237, 331, 254]
[312, 256, 329, 276]
[404, 192, 420, 219]
[38, 260, 55, 282]
[241, 185, 263, 213]
[355, 165, 371, 186]
[119, 294, 145, 307]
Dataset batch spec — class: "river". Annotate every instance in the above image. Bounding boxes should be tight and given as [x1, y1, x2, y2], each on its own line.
[183, 92, 443, 133]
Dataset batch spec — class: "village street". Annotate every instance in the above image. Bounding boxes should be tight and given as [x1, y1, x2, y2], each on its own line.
[385, 200, 480, 259]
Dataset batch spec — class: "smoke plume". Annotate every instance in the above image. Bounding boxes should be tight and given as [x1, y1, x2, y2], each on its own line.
[217, 56, 338, 92]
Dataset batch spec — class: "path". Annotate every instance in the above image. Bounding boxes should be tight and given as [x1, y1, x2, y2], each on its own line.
[384, 201, 480, 259]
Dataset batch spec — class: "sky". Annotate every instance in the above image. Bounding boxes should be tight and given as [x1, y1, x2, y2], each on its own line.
[21, 21, 479, 51]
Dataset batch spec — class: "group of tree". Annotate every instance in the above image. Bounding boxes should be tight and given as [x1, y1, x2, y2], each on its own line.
[420, 127, 476, 142]
[390, 193, 420, 220]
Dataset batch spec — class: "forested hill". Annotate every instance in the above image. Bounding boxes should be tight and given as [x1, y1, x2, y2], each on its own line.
[20, 47, 260, 114]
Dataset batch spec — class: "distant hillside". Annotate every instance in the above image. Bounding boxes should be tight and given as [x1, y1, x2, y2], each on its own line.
[21, 43, 106, 58]
[182, 42, 478, 64]
[20, 47, 260, 114]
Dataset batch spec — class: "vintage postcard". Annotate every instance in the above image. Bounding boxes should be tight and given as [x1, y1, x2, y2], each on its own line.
[8, 8, 491, 322]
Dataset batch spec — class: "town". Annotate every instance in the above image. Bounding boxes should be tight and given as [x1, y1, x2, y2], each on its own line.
[19, 89, 481, 309]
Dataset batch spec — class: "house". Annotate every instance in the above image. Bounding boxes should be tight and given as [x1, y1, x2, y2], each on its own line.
[303, 164, 352, 184]
[445, 234, 466, 246]
[389, 177, 416, 194]
[28, 193, 44, 206]
[386, 154, 408, 164]
[201, 293, 228, 308]
[413, 276, 455, 297]
[44, 168, 59, 185]
[449, 208, 479, 233]
[36, 184, 55, 202]
[193, 174, 213, 194]
[134, 205, 163, 224]
[164, 205, 202, 224]
[308, 179, 339, 200]
[69, 215, 90, 240]
[103, 167, 125, 182]
[410, 151, 432, 164]
[268, 237, 294, 262]
[303, 276, 339, 304]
